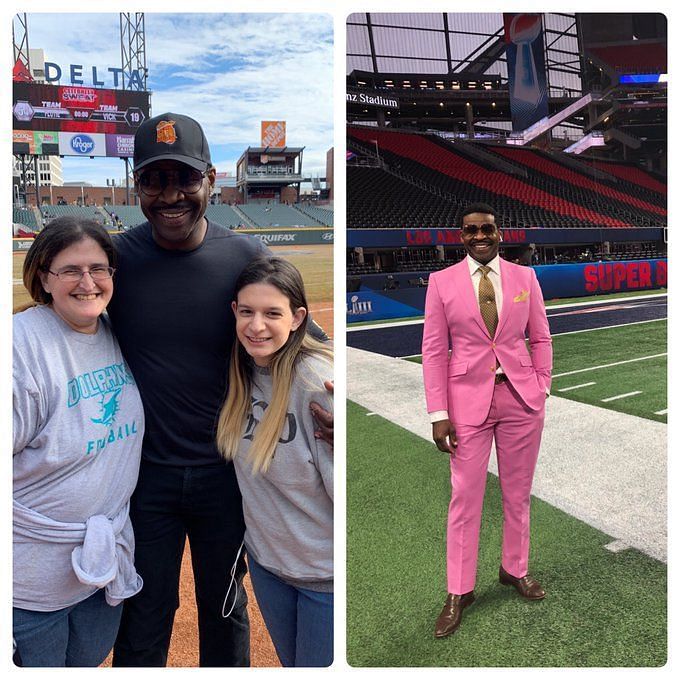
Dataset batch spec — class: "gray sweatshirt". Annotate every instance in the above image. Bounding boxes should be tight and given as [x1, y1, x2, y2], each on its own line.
[233, 353, 333, 592]
[13, 305, 144, 611]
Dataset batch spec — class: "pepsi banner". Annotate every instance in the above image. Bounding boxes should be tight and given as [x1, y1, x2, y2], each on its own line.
[503, 13, 549, 132]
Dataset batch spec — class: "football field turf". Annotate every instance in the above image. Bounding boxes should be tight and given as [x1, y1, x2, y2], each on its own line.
[346, 400, 667, 667]
[405, 319, 667, 423]
[550, 320, 666, 422]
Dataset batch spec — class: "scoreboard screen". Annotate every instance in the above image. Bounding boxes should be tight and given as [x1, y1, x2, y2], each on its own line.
[13, 82, 150, 135]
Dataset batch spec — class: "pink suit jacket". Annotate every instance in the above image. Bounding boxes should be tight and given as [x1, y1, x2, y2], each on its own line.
[422, 258, 552, 426]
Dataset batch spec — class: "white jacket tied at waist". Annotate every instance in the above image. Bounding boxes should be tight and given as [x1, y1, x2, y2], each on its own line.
[13, 499, 143, 607]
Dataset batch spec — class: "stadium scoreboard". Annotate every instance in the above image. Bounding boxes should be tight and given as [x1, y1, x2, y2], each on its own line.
[12, 82, 150, 158]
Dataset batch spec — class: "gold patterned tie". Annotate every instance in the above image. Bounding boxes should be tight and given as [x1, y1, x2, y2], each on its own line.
[478, 265, 498, 338]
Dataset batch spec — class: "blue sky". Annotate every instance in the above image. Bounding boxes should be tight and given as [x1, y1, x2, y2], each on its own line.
[19, 13, 334, 186]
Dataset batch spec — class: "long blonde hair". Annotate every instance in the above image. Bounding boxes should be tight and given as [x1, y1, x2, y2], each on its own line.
[216, 258, 332, 474]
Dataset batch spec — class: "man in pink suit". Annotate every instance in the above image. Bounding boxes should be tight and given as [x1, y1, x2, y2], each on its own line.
[422, 203, 552, 639]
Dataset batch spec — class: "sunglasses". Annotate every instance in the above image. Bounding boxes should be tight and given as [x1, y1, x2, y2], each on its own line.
[136, 167, 208, 196]
[461, 223, 497, 236]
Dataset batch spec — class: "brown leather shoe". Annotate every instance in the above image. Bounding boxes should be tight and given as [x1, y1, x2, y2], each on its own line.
[434, 591, 475, 638]
[499, 565, 546, 600]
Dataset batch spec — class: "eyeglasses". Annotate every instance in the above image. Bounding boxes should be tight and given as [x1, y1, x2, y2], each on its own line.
[461, 223, 498, 236]
[45, 266, 116, 282]
[135, 168, 208, 196]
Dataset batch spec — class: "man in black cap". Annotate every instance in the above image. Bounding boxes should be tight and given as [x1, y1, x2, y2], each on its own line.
[107, 113, 330, 667]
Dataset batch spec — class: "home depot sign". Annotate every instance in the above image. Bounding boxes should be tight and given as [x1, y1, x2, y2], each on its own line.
[261, 121, 286, 148]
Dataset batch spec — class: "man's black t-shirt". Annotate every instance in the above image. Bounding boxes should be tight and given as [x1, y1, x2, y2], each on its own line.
[108, 220, 268, 466]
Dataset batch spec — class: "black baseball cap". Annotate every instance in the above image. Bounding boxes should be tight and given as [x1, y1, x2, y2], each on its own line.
[133, 112, 211, 172]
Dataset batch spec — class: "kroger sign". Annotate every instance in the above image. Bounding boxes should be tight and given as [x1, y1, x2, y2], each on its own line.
[71, 135, 95, 154]
[58, 132, 106, 157]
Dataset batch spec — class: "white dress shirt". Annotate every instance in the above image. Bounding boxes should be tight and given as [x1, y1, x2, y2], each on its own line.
[428, 255, 503, 424]
[466, 253, 503, 313]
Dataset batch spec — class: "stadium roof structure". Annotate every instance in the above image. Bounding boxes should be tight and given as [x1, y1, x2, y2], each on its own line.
[346, 13, 666, 166]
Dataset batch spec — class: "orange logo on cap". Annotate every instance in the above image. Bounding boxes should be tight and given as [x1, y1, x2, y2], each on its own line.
[156, 120, 177, 145]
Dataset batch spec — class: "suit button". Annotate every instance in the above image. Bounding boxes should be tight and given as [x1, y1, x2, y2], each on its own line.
[490, 366, 495, 372]
[492, 343, 496, 348]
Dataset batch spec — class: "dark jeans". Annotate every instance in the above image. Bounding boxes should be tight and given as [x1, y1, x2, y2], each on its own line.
[13, 589, 123, 667]
[249, 557, 333, 667]
[112, 459, 250, 667]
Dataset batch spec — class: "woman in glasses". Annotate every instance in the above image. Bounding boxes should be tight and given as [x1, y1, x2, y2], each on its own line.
[13, 217, 144, 666]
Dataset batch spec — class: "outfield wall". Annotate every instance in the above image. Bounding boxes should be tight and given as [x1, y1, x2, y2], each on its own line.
[347, 259, 667, 323]
[348, 227, 664, 247]
[13, 227, 333, 252]
[242, 228, 333, 246]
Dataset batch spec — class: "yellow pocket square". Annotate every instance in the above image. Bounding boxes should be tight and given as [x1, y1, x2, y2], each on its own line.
[513, 290, 530, 303]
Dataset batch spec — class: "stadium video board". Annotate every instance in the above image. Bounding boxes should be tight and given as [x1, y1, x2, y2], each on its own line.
[12, 82, 150, 158]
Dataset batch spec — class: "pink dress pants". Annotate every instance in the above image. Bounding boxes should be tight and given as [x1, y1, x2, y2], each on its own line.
[446, 380, 545, 595]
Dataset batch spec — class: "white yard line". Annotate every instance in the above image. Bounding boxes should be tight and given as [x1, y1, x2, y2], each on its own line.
[350, 317, 666, 337]
[546, 293, 666, 310]
[347, 294, 667, 332]
[399, 339, 667, 363]
[551, 317, 666, 337]
[601, 391, 643, 402]
[347, 318, 425, 332]
[552, 353, 666, 378]
[557, 382, 596, 392]
[654, 409, 668, 415]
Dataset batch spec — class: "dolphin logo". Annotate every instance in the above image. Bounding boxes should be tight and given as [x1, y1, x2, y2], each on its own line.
[91, 389, 122, 426]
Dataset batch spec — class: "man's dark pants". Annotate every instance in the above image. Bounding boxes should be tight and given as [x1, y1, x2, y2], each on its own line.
[112, 459, 250, 667]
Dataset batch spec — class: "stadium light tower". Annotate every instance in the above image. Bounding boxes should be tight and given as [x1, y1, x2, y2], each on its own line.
[12, 13, 30, 72]
[120, 13, 147, 91]
[13, 12, 45, 210]
[120, 12, 147, 205]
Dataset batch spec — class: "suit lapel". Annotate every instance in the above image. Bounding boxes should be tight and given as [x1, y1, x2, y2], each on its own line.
[496, 258, 513, 338]
[454, 259, 490, 338]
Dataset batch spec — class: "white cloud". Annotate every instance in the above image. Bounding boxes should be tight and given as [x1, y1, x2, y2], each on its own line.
[19, 12, 333, 183]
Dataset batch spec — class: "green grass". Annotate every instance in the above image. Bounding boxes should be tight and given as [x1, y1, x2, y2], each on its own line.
[552, 320, 666, 422]
[552, 319, 665, 373]
[346, 400, 667, 667]
[404, 321, 666, 422]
